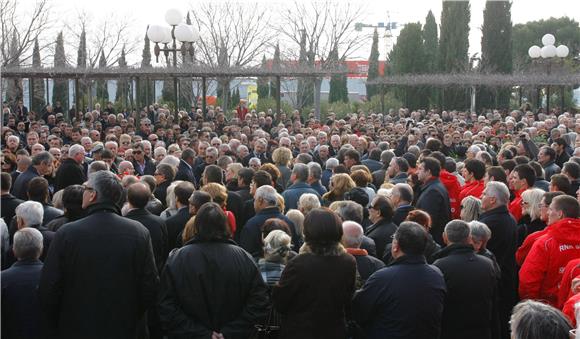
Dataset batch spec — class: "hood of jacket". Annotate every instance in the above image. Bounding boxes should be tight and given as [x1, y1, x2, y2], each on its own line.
[547, 218, 580, 242]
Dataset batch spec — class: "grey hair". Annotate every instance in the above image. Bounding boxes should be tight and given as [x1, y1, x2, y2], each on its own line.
[326, 158, 339, 170]
[68, 144, 85, 157]
[307, 162, 323, 180]
[342, 221, 364, 248]
[159, 155, 180, 168]
[392, 183, 413, 203]
[206, 147, 218, 157]
[485, 181, 510, 206]
[468, 221, 492, 243]
[286, 209, 305, 238]
[460, 196, 482, 222]
[154, 146, 167, 157]
[255, 185, 278, 206]
[88, 161, 109, 174]
[13, 227, 43, 260]
[292, 163, 309, 182]
[521, 188, 544, 221]
[15, 201, 44, 227]
[31, 151, 54, 166]
[444, 220, 471, 244]
[87, 170, 124, 205]
[298, 193, 321, 215]
[249, 157, 261, 166]
[510, 300, 571, 339]
[263, 229, 292, 263]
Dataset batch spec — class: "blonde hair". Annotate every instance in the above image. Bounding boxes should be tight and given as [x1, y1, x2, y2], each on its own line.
[166, 180, 184, 209]
[182, 216, 196, 244]
[226, 163, 243, 180]
[286, 209, 305, 237]
[263, 230, 292, 263]
[272, 147, 293, 166]
[323, 173, 355, 201]
[276, 193, 285, 213]
[201, 183, 228, 208]
[460, 196, 482, 222]
[521, 188, 544, 221]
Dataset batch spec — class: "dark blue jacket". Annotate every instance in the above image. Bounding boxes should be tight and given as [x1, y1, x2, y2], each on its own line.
[321, 169, 333, 189]
[352, 254, 446, 339]
[416, 178, 451, 245]
[281, 181, 320, 212]
[174, 159, 194, 183]
[310, 181, 327, 196]
[362, 159, 383, 173]
[11, 165, 40, 200]
[1, 259, 44, 339]
[240, 207, 299, 258]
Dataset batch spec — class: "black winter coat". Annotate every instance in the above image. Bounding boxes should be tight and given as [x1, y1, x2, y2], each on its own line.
[11, 165, 40, 200]
[416, 178, 451, 245]
[365, 218, 397, 259]
[1, 193, 23, 226]
[165, 207, 191, 254]
[433, 244, 500, 339]
[126, 208, 168, 272]
[158, 238, 269, 339]
[174, 159, 194, 183]
[38, 203, 159, 339]
[55, 158, 86, 191]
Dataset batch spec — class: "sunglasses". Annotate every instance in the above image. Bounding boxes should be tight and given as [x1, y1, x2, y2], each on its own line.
[133, 150, 142, 154]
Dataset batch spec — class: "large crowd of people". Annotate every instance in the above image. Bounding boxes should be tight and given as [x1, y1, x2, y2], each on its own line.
[2, 100, 580, 339]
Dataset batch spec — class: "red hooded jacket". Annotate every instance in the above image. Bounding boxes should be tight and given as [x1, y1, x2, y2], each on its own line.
[519, 218, 580, 306]
[558, 258, 580, 309]
[515, 226, 551, 266]
[439, 170, 462, 219]
[458, 180, 485, 206]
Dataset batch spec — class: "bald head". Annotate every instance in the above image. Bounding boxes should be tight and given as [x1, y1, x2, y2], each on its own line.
[127, 182, 151, 209]
[342, 221, 364, 248]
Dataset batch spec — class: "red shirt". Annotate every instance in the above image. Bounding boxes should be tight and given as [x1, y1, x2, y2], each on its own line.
[458, 180, 485, 206]
[439, 170, 462, 219]
[519, 218, 580, 306]
[509, 188, 526, 222]
[563, 292, 580, 326]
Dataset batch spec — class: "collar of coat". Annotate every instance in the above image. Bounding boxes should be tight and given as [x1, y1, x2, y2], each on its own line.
[388, 254, 427, 267]
[432, 243, 475, 261]
[184, 236, 237, 246]
[85, 202, 121, 216]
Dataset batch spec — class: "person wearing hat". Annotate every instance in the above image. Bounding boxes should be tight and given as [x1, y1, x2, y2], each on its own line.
[55, 144, 87, 191]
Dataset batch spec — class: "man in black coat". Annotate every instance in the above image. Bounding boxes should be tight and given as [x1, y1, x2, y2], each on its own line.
[478, 181, 518, 339]
[153, 163, 175, 208]
[55, 144, 86, 191]
[352, 222, 446, 339]
[366, 195, 398, 259]
[433, 220, 500, 339]
[132, 143, 156, 176]
[39, 171, 159, 339]
[174, 148, 195, 183]
[158, 203, 269, 338]
[235, 168, 254, 202]
[342, 221, 385, 283]
[1, 228, 45, 339]
[165, 181, 195, 254]
[416, 157, 451, 245]
[390, 183, 414, 226]
[11, 151, 53, 200]
[1, 173, 23, 225]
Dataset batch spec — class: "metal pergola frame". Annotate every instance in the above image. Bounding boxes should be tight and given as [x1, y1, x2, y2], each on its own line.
[1, 65, 347, 116]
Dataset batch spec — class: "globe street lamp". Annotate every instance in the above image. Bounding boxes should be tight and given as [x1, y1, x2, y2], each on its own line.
[147, 9, 200, 110]
[528, 33, 569, 112]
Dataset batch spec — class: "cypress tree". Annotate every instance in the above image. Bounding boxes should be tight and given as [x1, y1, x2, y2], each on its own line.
[5, 31, 23, 105]
[366, 28, 380, 99]
[32, 38, 45, 112]
[329, 47, 348, 103]
[257, 54, 270, 98]
[423, 10, 438, 106]
[479, 0, 512, 109]
[438, 1, 471, 109]
[52, 32, 68, 108]
[139, 28, 154, 107]
[231, 87, 240, 110]
[115, 47, 129, 107]
[270, 43, 281, 98]
[96, 51, 109, 105]
[77, 28, 87, 111]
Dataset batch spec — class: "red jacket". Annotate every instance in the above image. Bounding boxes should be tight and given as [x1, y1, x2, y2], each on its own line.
[558, 258, 580, 309]
[563, 292, 580, 326]
[515, 227, 550, 266]
[519, 218, 580, 306]
[458, 180, 485, 206]
[509, 188, 525, 222]
[439, 170, 462, 219]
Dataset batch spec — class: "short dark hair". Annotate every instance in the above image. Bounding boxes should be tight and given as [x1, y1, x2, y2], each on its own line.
[514, 156, 530, 165]
[140, 175, 157, 192]
[543, 191, 565, 206]
[253, 170, 273, 188]
[238, 168, 255, 186]
[262, 218, 292, 238]
[554, 137, 568, 148]
[465, 159, 486, 180]
[62, 185, 85, 219]
[529, 161, 544, 179]
[540, 146, 556, 161]
[127, 182, 151, 209]
[500, 149, 514, 160]
[501, 159, 517, 173]
[444, 158, 457, 173]
[394, 221, 428, 256]
[430, 151, 446, 168]
[189, 191, 212, 210]
[194, 202, 230, 241]
[372, 195, 394, 221]
[344, 149, 360, 163]
[395, 157, 409, 173]
[181, 148, 196, 161]
[368, 148, 381, 161]
[156, 163, 176, 181]
[444, 220, 470, 243]
[402, 152, 417, 168]
[27, 176, 49, 203]
[1, 172, 12, 191]
[203, 164, 223, 184]
[552, 195, 580, 219]
[563, 162, 580, 180]
[174, 181, 195, 205]
[513, 164, 536, 187]
[303, 208, 343, 253]
[420, 157, 441, 177]
[550, 174, 571, 194]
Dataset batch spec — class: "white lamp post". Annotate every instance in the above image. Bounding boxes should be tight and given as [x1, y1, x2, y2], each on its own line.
[528, 34, 569, 112]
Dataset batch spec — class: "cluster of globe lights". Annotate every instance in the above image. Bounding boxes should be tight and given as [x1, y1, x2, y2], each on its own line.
[146, 8, 200, 47]
[528, 34, 569, 59]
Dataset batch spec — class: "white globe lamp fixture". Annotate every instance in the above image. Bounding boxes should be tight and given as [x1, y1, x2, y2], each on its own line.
[165, 9, 183, 26]
[528, 45, 541, 59]
[541, 33, 556, 46]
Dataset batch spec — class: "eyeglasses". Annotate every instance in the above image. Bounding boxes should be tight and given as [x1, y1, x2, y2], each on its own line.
[133, 150, 142, 154]
[82, 185, 94, 191]
[520, 201, 529, 206]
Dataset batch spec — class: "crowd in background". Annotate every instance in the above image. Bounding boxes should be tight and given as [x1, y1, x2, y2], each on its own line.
[2, 100, 580, 339]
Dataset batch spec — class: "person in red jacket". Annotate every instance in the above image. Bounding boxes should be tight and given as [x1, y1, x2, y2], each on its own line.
[558, 258, 580, 309]
[458, 159, 486, 205]
[515, 191, 565, 266]
[509, 164, 535, 222]
[519, 195, 580, 306]
[431, 152, 462, 219]
[562, 279, 580, 326]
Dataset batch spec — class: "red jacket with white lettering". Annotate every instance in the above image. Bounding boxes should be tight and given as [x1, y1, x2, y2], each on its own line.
[519, 218, 580, 306]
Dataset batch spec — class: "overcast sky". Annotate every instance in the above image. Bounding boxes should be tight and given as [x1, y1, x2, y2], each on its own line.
[21, 0, 580, 65]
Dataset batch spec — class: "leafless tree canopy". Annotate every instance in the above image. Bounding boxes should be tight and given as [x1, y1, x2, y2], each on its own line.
[0, 0, 52, 66]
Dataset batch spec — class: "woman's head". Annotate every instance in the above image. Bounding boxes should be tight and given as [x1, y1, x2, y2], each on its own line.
[303, 208, 343, 255]
[521, 188, 544, 221]
[350, 169, 372, 188]
[263, 230, 292, 263]
[460, 196, 482, 222]
[272, 147, 292, 166]
[405, 209, 432, 230]
[330, 173, 356, 197]
[193, 202, 230, 241]
[201, 183, 228, 208]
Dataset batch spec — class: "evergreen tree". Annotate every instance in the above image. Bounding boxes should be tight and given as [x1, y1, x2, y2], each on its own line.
[76, 28, 87, 111]
[366, 28, 380, 99]
[438, 1, 471, 110]
[139, 28, 154, 107]
[257, 54, 270, 99]
[297, 30, 313, 109]
[52, 32, 68, 108]
[231, 87, 240, 110]
[389, 23, 428, 109]
[479, 0, 512, 109]
[115, 46, 130, 108]
[216, 41, 230, 110]
[270, 43, 281, 98]
[5, 31, 23, 105]
[329, 47, 348, 103]
[96, 51, 109, 105]
[423, 10, 439, 106]
[32, 38, 45, 112]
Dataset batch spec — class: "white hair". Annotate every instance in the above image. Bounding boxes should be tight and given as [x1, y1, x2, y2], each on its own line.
[255, 185, 278, 206]
[159, 155, 180, 168]
[342, 221, 364, 248]
[7, 135, 19, 143]
[154, 147, 167, 157]
[13, 227, 43, 260]
[15, 201, 44, 227]
[68, 144, 85, 157]
[298, 193, 321, 215]
[485, 181, 510, 206]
